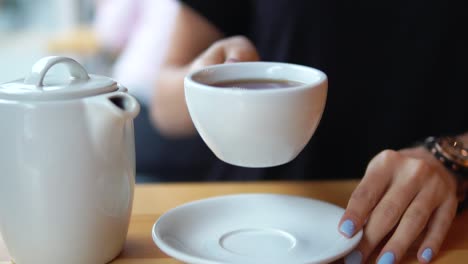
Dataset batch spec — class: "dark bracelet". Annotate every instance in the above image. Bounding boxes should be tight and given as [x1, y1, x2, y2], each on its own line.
[423, 136, 468, 213]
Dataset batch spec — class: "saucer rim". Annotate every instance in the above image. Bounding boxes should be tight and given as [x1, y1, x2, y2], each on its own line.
[152, 193, 363, 264]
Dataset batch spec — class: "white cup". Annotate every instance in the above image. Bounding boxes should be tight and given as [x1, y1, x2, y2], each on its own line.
[185, 62, 328, 168]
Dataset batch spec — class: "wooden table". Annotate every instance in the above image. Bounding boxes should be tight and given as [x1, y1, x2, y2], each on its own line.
[1, 181, 467, 263]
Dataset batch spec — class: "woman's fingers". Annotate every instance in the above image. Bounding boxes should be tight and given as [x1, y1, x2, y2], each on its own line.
[343, 146, 459, 263]
[222, 36, 260, 62]
[376, 178, 441, 263]
[356, 178, 421, 263]
[344, 152, 434, 263]
[192, 35, 259, 68]
[417, 196, 457, 263]
[339, 150, 399, 238]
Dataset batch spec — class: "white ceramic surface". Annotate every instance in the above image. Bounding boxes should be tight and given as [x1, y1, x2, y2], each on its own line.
[153, 194, 362, 264]
[0, 56, 140, 264]
[185, 62, 328, 168]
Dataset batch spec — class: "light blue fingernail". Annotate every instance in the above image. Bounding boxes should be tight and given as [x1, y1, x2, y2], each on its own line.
[344, 250, 362, 264]
[377, 252, 395, 264]
[421, 248, 433, 262]
[339, 219, 355, 237]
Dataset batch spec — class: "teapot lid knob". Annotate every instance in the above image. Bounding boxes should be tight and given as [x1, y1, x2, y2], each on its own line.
[0, 56, 117, 101]
[24, 56, 90, 90]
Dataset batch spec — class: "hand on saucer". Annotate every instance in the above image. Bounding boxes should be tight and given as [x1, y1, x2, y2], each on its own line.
[339, 147, 458, 263]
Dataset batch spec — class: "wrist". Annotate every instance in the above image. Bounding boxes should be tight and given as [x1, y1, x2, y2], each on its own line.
[458, 133, 468, 144]
[424, 136, 468, 212]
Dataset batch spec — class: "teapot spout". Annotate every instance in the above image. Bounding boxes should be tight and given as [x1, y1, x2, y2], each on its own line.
[85, 92, 140, 154]
[107, 93, 140, 121]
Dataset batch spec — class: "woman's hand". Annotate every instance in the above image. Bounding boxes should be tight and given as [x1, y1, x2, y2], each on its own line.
[152, 34, 259, 137]
[339, 147, 458, 264]
[189, 35, 260, 71]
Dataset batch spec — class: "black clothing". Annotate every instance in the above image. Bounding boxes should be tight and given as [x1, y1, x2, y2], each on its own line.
[174, 0, 468, 180]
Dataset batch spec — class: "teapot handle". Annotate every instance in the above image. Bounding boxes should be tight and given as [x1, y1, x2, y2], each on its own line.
[24, 56, 90, 90]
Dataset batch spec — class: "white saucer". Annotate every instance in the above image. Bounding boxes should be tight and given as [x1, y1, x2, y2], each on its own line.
[152, 194, 362, 264]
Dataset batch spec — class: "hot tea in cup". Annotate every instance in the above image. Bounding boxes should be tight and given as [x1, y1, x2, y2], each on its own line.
[211, 79, 305, 89]
[185, 62, 327, 168]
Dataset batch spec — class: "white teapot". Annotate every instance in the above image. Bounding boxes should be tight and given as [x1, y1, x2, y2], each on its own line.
[0, 56, 140, 263]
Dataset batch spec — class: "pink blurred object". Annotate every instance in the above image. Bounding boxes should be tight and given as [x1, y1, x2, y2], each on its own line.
[94, 0, 180, 105]
[94, 0, 141, 51]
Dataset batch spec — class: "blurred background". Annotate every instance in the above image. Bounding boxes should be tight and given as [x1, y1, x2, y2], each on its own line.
[0, 0, 178, 102]
[0, 0, 96, 81]
[0, 0, 214, 182]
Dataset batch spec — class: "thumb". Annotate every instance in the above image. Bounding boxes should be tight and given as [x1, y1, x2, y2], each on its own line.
[222, 36, 260, 63]
[190, 36, 260, 71]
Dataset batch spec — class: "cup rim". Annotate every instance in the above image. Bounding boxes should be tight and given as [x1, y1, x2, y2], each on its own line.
[185, 61, 327, 94]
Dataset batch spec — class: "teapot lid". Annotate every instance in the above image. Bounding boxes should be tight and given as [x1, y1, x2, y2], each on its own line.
[0, 56, 118, 101]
